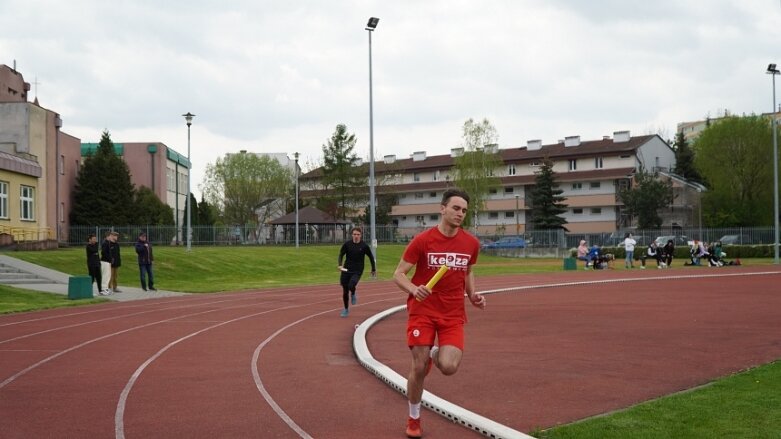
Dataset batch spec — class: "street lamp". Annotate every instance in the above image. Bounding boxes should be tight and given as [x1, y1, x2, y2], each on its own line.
[366, 16, 379, 263]
[514, 194, 520, 236]
[294, 152, 299, 249]
[182, 112, 195, 252]
[768, 64, 780, 264]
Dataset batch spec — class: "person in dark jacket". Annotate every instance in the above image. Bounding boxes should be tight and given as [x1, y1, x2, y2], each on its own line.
[134, 232, 156, 291]
[99, 232, 114, 295]
[108, 231, 122, 292]
[86, 233, 103, 296]
[662, 239, 675, 267]
[337, 227, 376, 317]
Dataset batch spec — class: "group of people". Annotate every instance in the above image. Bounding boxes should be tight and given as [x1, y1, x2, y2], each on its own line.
[335, 188, 485, 438]
[86, 231, 157, 296]
[576, 234, 677, 270]
[685, 240, 729, 267]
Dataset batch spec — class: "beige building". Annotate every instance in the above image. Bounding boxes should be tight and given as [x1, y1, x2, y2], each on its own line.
[0, 64, 81, 243]
[301, 131, 678, 236]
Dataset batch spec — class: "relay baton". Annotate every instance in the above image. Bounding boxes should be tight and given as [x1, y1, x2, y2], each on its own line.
[416, 265, 449, 301]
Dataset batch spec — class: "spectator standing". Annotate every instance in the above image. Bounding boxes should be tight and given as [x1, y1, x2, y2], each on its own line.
[623, 232, 637, 269]
[108, 232, 122, 292]
[134, 232, 157, 291]
[99, 232, 113, 295]
[86, 233, 103, 296]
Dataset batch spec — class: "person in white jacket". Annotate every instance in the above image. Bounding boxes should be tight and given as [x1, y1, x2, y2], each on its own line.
[624, 232, 637, 269]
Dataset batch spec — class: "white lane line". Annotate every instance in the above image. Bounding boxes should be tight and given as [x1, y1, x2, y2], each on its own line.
[353, 270, 781, 439]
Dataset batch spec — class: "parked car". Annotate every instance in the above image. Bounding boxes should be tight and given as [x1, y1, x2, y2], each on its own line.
[479, 238, 495, 248]
[718, 234, 751, 245]
[482, 236, 527, 249]
[654, 235, 690, 247]
[605, 233, 647, 247]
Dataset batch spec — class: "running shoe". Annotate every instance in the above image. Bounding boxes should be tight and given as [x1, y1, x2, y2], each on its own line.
[351, 293, 357, 305]
[340, 309, 349, 318]
[406, 417, 422, 438]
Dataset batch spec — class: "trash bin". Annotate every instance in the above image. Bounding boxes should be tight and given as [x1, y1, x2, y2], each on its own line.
[562, 257, 577, 271]
[68, 276, 94, 300]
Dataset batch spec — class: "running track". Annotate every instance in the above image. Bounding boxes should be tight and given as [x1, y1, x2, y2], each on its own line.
[1, 266, 780, 438]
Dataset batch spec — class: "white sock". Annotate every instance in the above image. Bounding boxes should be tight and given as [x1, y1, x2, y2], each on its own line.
[409, 401, 421, 419]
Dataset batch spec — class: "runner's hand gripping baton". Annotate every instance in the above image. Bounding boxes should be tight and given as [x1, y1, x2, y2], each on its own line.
[416, 265, 449, 301]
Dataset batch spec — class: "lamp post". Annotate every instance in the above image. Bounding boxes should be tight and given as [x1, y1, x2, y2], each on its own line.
[182, 112, 195, 252]
[514, 194, 520, 236]
[54, 114, 62, 244]
[294, 152, 300, 249]
[366, 16, 379, 262]
[768, 64, 780, 264]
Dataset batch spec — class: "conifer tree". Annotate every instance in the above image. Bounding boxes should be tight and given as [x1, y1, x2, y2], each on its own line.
[528, 159, 568, 230]
[70, 130, 136, 225]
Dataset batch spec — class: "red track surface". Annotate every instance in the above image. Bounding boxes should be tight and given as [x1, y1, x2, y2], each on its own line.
[1, 266, 780, 438]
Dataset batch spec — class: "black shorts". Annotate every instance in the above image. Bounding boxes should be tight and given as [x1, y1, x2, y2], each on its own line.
[340, 272, 362, 290]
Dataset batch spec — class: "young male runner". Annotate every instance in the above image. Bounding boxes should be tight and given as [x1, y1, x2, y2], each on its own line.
[337, 227, 376, 317]
[392, 188, 486, 438]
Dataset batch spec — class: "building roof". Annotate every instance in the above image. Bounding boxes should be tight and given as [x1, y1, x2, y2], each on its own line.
[0, 151, 42, 177]
[269, 206, 351, 225]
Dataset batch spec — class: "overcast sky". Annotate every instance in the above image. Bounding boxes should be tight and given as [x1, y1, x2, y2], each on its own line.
[2, 0, 780, 197]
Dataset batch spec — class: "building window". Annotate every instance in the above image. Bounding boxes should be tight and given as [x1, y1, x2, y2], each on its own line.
[0, 181, 8, 219]
[59, 202, 65, 222]
[594, 157, 603, 169]
[620, 154, 631, 159]
[571, 183, 582, 190]
[415, 192, 424, 199]
[504, 187, 514, 194]
[568, 159, 577, 171]
[530, 161, 541, 167]
[591, 208, 602, 215]
[505, 211, 515, 218]
[573, 208, 583, 215]
[59, 155, 65, 175]
[400, 193, 407, 199]
[415, 215, 425, 223]
[20, 185, 34, 220]
[434, 170, 440, 181]
[508, 164, 516, 176]
[590, 182, 601, 189]
[429, 214, 438, 221]
[429, 192, 437, 198]
[413, 172, 420, 182]
[618, 179, 630, 191]
[489, 188, 498, 195]
[489, 212, 499, 219]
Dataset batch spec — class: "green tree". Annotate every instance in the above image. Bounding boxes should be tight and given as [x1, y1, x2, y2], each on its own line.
[133, 186, 174, 225]
[196, 195, 219, 226]
[320, 124, 365, 220]
[618, 167, 674, 229]
[673, 131, 702, 183]
[184, 194, 200, 226]
[70, 130, 136, 225]
[202, 152, 292, 226]
[528, 159, 568, 230]
[694, 115, 774, 226]
[452, 118, 502, 228]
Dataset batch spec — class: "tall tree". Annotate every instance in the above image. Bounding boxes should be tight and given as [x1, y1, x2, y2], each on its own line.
[672, 131, 701, 182]
[320, 124, 366, 220]
[528, 159, 568, 230]
[196, 195, 219, 226]
[133, 187, 174, 225]
[70, 130, 136, 225]
[618, 167, 674, 229]
[694, 115, 774, 226]
[184, 194, 200, 226]
[452, 118, 502, 228]
[202, 152, 292, 226]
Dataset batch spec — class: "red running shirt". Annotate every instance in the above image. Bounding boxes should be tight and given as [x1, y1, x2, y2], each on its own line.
[403, 226, 480, 321]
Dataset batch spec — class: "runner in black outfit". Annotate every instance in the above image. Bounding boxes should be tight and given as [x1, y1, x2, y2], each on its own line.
[337, 227, 376, 317]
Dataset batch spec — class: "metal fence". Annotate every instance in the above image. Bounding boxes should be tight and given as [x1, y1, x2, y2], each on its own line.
[66, 224, 778, 249]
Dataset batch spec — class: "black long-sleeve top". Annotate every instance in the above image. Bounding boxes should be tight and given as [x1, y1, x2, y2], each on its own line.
[338, 240, 376, 274]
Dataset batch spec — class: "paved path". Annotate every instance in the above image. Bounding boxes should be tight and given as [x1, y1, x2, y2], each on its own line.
[0, 255, 188, 301]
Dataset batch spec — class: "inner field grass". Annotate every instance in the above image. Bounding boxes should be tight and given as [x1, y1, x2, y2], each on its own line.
[0, 284, 108, 313]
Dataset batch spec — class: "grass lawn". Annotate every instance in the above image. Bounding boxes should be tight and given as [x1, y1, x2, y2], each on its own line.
[2, 246, 779, 438]
[0, 284, 108, 313]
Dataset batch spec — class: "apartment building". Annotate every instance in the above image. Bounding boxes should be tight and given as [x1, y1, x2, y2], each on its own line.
[300, 131, 677, 236]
